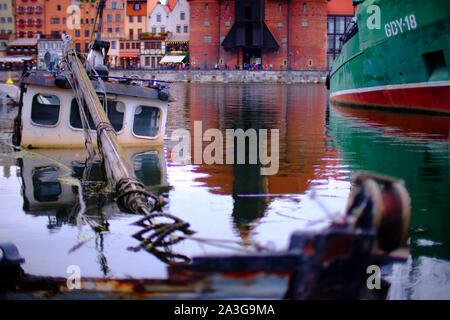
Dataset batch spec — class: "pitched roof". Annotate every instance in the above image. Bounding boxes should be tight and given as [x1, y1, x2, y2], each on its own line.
[163, 5, 170, 13]
[167, 0, 177, 10]
[147, 0, 159, 15]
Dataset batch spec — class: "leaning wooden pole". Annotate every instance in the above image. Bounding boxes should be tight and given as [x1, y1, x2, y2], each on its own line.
[63, 39, 158, 213]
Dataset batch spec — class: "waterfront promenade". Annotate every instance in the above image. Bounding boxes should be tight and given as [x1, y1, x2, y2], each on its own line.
[0, 69, 328, 84]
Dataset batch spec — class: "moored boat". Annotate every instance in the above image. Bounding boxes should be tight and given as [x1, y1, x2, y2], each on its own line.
[14, 69, 171, 148]
[329, 0, 450, 114]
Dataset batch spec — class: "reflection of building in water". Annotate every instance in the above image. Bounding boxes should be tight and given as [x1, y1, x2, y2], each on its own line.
[18, 147, 168, 229]
[182, 84, 340, 239]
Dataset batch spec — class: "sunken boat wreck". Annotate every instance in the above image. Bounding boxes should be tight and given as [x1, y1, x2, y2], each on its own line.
[1, 2, 411, 300]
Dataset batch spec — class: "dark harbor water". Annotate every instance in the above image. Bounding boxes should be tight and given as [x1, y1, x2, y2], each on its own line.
[0, 83, 449, 299]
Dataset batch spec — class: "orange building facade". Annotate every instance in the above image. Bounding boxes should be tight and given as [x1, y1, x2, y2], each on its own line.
[15, 0, 98, 54]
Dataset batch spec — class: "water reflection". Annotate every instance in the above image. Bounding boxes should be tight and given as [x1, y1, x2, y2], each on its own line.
[0, 139, 174, 278]
[329, 105, 450, 299]
[19, 148, 168, 230]
[166, 84, 340, 242]
[0, 84, 448, 298]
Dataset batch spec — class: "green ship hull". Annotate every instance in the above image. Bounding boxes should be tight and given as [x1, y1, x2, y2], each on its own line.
[329, 0, 450, 114]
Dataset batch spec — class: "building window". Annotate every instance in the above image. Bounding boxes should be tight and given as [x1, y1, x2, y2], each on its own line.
[204, 20, 210, 27]
[120, 42, 124, 49]
[63, 18, 66, 24]
[156, 14, 161, 22]
[226, 4, 229, 11]
[133, 3, 141, 11]
[180, 12, 185, 20]
[112, 2, 117, 10]
[51, 18, 60, 24]
[27, 31, 34, 38]
[116, 27, 120, 34]
[85, 18, 89, 25]
[225, 21, 230, 27]
[138, 16, 142, 23]
[108, 28, 112, 34]
[144, 41, 161, 49]
[107, 15, 112, 22]
[302, 20, 308, 27]
[308, 59, 313, 66]
[57, 5, 61, 11]
[327, 15, 354, 70]
[335, 17, 345, 34]
[85, 43, 89, 52]
[176, 25, 181, 33]
[145, 56, 150, 66]
[205, 3, 208, 10]
[126, 42, 130, 49]
[152, 27, 157, 34]
[116, 14, 121, 22]
[279, 4, 282, 13]
[277, 22, 283, 28]
[204, 35, 211, 43]
[129, 16, 133, 23]
[283, 59, 287, 66]
[31, 94, 60, 126]
[75, 30, 80, 37]
[183, 25, 188, 33]
[111, 41, 116, 49]
[160, 26, 165, 33]
[85, 29, 89, 37]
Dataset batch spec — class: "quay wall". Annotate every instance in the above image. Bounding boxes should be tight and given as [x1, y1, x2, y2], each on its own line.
[0, 70, 328, 84]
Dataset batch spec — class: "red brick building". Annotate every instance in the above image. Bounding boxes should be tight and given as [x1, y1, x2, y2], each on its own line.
[189, 0, 330, 70]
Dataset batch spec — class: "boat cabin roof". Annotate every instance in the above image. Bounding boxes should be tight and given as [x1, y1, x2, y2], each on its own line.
[22, 71, 169, 101]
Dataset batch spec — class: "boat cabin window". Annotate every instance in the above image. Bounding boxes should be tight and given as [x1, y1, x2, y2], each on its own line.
[32, 166, 61, 202]
[133, 106, 160, 138]
[31, 94, 60, 126]
[70, 99, 124, 132]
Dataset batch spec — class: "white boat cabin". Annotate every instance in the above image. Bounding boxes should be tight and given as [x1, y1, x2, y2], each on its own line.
[17, 72, 169, 148]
